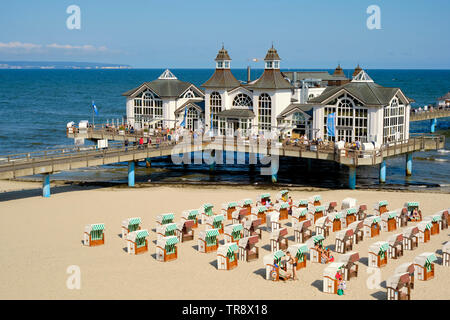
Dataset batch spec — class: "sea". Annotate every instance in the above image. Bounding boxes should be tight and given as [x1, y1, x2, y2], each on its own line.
[0, 68, 449, 191]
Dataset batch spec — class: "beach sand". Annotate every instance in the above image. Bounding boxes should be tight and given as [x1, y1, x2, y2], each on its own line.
[0, 180, 449, 300]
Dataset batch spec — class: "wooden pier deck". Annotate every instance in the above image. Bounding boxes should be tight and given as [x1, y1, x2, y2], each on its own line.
[0, 134, 445, 180]
[410, 109, 450, 121]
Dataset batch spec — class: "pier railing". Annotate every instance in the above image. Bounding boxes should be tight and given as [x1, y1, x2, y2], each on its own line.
[410, 108, 450, 121]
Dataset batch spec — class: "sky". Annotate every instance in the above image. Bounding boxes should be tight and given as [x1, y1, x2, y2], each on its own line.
[0, 0, 449, 69]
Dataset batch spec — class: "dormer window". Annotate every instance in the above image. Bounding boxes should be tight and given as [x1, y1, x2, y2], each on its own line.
[224, 61, 230, 68]
[273, 61, 279, 69]
[266, 61, 273, 69]
[217, 61, 223, 69]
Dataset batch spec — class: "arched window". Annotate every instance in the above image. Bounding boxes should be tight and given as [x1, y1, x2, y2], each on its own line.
[186, 106, 200, 130]
[383, 97, 405, 143]
[292, 112, 306, 127]
[233, 93, 253, 108]
[210, 92, 222, 134]
[133, 90, 163, 128]
[258, 93, 271, 131]
[184, 90, 195, 98]
[332, 94, 368, 143]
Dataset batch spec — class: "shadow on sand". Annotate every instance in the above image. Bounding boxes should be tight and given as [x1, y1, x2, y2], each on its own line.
[0, 184, 105, 202]
[253, 268, 266, 279]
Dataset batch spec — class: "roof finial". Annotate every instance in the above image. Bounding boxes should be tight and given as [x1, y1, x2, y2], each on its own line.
[222, 42, 224, 50]
[271, 41, 274, 49]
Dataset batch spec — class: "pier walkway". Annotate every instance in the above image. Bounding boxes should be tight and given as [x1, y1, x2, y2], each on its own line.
[0, 133, 445, 196]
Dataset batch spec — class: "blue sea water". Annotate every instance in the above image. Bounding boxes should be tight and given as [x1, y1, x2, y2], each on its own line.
[0, 68, 449, 190]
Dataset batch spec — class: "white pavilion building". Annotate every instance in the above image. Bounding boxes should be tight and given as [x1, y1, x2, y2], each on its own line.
[122, 46, 413, 146]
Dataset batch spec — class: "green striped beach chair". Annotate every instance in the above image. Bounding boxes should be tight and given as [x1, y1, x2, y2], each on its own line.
[83, 223, 105, 247]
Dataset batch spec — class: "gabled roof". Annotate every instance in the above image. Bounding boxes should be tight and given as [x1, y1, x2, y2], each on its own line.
[174, 100, 205, 115]
[277, 104, 314, 119]
[201, 69, 241, 89]
[246, 69, 293, 90]
[122, 70, 204, 98]
[309, 81, 411, 107]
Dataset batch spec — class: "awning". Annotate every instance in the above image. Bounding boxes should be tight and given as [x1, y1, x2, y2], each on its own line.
[135, 230, 149, 238]
[313, 235, 325, 243]
[165, 236, 179, 246]
[228, 243, 238, 253]
[406, 201, 419, 207]
[213, 215, 225, 223]
[295, 200, 308, 206]
[346, 208, 357, 215]
[161, 213, 174, 223]
[206, 229, 220, 238]
[128, 217, 141, 225]
[91, 223, 105, 231]
[315, 206, 325, 212]
[258, 206, 268, 213]
[188, 210, 199, 219]
[241, 199, 252, 206]
[260, 193, 270, 199]
[273, 250, 285, 260]
[233, 224, 244, 233]
[204, 203, 213, 210]
[227, 202, 238, 208]
[379, 200, 388, 207]
[165, 223, 177, 233]
[278, 202, 289, 209]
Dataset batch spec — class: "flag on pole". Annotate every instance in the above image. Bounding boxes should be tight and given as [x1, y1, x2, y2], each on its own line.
[92, 101, 98, 115]
[326, 112, 336, 137]
[210, 110, 214, 130]
[180, 106, 187, 127]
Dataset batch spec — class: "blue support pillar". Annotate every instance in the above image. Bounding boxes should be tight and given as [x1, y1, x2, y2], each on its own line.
[42, 173, 50, 198]
[128, 161, 135, 187]
[430, 118, 437, 133]
[348, 166, 356, 190]
[271, 158, 279, 183]
[209, 162, 215, 172]
[406, 153, 413, 176]
[379, 160, 386, 183]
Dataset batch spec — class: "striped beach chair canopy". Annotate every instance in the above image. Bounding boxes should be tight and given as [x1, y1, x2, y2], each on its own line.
[328, 211, 341, 220]
[314, 205, 325, 213]
[402, 226, 419, 238]
[206, 228, 220, 238]
[188, 209, 199, 219]
[387, 233, 403, 245]
[275, 202, 290, 210]
[345, 208, 357, 216]
[294, 199, 308, 207]
[417, 221, 432, 231]
[158, 223, 177, 235]
[294, 219, 311, 231]
[309, 195, 322, 202]
[293, 207, 308, 218]
[370, 241, 389, 254]
[124, 217, 141, 226]
[227, 201, 239, 209]
[257, 206, 268, 213]
[405, 201, 419, 209]
[424, 214, 442, 222]
[341, 197, 357, 209]
[364, 215, 381, 225]
[127, 229, 149, 242]
[287, 244, 308, 257]
[348, 220, 364, 232]
[395, 262, 414, 275]
[203, 203, 214, 216]
[378, 200, 388, 208]
[260, 193, 270, 200]
[323, 262, 345, 278]
[387, 272, 410, 289]
[337, 252, 360, 264]
[336, 228, 354, 241]
[414, 252, 437, 267]
[239, 198, 253, 206]
[213, 214, 225, 223]
[158, 213, 175, 224]
[315, 216, 329, 228]
[280, 190, 289, 195]
[85, 223, 105, 233]
[306, 234, 325, 249]
[157, 235, 179, 252]
[381, 211, 398, 221]
[273, 250, 286, 264]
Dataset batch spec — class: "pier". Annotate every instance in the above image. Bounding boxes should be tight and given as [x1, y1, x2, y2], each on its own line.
[410, 108, 450, 133]
[0, 132, 445, 196]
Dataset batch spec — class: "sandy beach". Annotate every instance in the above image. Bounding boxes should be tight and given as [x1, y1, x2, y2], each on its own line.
[0, 180, 449, 300]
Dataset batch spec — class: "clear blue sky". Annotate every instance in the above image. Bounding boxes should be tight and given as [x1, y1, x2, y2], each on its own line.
[0, 0, 449, 69]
